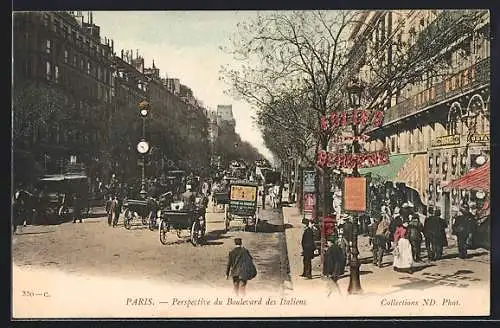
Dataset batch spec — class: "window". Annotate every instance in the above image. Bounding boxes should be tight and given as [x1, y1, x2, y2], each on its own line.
[87, 61, 91, 75]
[64, 49, 68, 63]
[80, 58, 84, 70]
[46, 39, 51, 54]
[73, 54, 77, 66]
[55, 65, 59, 82]
[46, 61, 51, 80]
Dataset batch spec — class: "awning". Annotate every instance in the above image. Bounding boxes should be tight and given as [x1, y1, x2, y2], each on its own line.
[443, 163, 489, 191]
[358, 154, 410, 181]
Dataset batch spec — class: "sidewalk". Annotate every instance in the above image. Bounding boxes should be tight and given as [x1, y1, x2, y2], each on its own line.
[282, 204, 490, 297]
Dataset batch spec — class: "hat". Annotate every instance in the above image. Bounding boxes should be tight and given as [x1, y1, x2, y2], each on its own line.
[402, 202, 409, 208]
[234, 238, 242, 245]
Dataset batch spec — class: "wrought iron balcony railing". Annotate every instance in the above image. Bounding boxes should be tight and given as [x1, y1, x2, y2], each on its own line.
[381, 58, 489, 127]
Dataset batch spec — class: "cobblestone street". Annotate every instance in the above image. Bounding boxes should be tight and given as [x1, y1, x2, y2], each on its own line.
[12, 199, 289, 295]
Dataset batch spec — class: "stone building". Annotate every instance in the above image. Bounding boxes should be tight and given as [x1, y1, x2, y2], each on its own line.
[348, 10, 490, 224]
[13, 11, 115, 182]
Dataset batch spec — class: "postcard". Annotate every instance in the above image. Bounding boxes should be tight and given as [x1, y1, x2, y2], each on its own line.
[12, 9, 491, 318]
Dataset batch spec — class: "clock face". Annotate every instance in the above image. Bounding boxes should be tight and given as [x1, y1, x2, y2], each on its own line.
[137, 141, 150, 154]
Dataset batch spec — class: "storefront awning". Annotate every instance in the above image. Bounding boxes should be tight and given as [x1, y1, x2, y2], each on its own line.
[358, 154, 409, 181]
[443, 163, 490, 191]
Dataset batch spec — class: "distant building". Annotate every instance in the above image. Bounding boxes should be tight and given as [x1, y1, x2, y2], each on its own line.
[216, 105, 236, 128]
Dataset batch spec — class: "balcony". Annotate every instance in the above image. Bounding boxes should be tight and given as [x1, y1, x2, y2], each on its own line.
[380, 58, 489, 127]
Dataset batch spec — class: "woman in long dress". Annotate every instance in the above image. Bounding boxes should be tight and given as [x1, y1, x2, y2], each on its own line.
[393, 223, 414, 273]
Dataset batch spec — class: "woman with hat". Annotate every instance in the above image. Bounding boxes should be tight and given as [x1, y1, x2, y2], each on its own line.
[393, 223, 414, 273]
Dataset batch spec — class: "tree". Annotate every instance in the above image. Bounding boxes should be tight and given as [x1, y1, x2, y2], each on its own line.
[221, 10, 487, 217]
[13, 80, 69, 145]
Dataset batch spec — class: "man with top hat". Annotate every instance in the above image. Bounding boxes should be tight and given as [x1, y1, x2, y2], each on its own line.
[300, 220, 315, 279]
[452, 205, 473, 259]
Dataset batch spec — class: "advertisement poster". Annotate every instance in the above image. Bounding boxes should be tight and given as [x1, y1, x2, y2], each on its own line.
[303, 170, 316, 193]
[343, 177, 367, 212]
[303, 192, 316, 213]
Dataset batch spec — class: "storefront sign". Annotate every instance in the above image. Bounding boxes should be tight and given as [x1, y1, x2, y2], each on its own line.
[343, 177, 367, 212]
[320, 109, 384, 132]
[316, 150, 389, 169]
[468, 133, 489, 144]
[303, 170, 316, 193]
[431, 135, 460, 147]
[330, 133, 370, 144]
[303, 192, 316, 213]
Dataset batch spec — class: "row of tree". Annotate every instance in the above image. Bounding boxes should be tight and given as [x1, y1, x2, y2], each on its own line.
[220, 10, 488, 212]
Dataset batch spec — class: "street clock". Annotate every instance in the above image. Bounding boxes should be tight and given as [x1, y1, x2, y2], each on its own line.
[137, 140, 150, 154]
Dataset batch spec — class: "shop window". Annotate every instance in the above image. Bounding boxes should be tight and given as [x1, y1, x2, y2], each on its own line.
[45, 61, 51, 80]
[64, 49, 68, 63]
[55, 65, 59, 83]
[45, 39, 51, 54]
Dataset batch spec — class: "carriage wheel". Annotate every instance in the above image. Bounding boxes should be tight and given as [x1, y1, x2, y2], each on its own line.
[191, 220, 201, 246]
[159, 219, 169, 245]
[123, 209, 132, 230]
[148, 212, 156, 231]
[141, 215, 148, 226]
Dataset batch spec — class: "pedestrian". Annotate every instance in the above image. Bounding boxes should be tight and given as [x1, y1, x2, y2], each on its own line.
[452, 206, 473, 259]
[323, 237, 345, 296]
[72, 195, 83, 223]
[108, 196, 118, 227]
[393, 223, 414, 273]
[226, 238, 256, 296]
[113, 195, 121, 227]
[393, 222, 407, 245]
[407, 214, 424, 262]
[300, 220, 315, 279]
[372, 216, 390, 268]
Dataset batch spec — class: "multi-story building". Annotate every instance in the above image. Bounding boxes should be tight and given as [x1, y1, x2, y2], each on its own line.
[13, 11, 115, 181]
[350, 10, 490, 225]
[216, 105, 236, 130]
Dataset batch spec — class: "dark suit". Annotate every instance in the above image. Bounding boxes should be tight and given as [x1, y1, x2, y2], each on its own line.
[301, 226, 315, 278]
[424, 215, 443, 260]
[453, 214, 472, 259]
[226, 246, 252, 294]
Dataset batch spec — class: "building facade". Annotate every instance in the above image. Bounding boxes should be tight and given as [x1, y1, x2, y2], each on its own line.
[13, 11, 115, 182]
[350, 10, 490, 224]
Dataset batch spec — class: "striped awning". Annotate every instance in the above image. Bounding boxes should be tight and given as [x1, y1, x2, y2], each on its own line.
[443, 163, 490, 191]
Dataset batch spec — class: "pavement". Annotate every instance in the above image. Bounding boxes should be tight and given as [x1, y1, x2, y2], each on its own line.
[281, 204, 490, 297]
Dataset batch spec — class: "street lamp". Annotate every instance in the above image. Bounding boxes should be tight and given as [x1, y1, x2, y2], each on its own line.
[346, 77, 364, 295]
[138, 99, 150, 198]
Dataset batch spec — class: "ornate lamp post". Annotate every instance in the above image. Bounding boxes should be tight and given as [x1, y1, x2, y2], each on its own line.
[138, 99, 150, 198]
[346, 77, 364, 295]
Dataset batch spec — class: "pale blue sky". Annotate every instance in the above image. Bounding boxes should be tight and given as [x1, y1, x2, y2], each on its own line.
[92, 11, 274, 161]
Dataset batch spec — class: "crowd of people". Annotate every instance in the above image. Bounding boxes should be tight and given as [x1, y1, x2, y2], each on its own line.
[300, 180, 483, 288]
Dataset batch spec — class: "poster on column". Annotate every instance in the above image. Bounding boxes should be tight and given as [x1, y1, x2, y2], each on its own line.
[343, 177, 367, 212]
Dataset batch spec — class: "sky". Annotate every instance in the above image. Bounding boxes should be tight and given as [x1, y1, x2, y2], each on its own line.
[91, 11, 274, 162]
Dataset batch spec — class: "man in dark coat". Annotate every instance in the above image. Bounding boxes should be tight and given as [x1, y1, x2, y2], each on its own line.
[323, 238, 345, 296]
[226, 238, 255, 296]
[423, 208, 444, 261]
[452, 207, 473, 259]
[407, 214, 424, 262]
[301, 221, 315, 279]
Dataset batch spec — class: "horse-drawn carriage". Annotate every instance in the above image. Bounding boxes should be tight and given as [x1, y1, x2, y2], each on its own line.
[122, 199, 151, 229]
[158, 198, 207, 246]
[224, 181, 259, 232]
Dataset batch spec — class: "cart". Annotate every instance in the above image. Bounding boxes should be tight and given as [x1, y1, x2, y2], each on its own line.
[122, 199, 151, 230]
[158, 201, 206, 246]
[224, 181, 259, 233]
